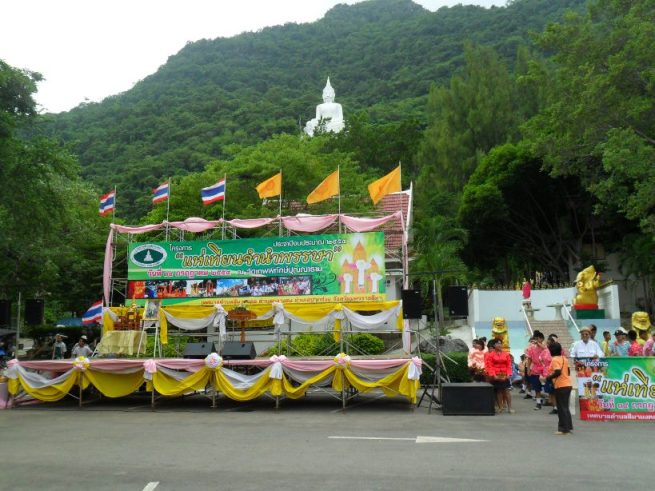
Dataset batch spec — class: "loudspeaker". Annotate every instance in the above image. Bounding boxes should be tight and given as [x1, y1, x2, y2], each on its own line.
[401, 289, 423, 319]
[25, 299, 45, 325]
[221, 341, 257, 360]
[183, 342, 218, 359]
[0, 300, 10, 327]
[445, 286, 468, 317]
[442, 382, 495, 416]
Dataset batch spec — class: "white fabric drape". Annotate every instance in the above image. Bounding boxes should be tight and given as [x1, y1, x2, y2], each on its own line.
[8, 366, 75, 388]
[341, 305, 401, 330]
[219, 366, 272, 389]
[213, 304, 228, 341]
[162, 310, 216, 330]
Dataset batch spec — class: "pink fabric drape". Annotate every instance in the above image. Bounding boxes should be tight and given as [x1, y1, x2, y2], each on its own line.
[340, 211, 403, 232]
[226, 217, 276, 229]
[111, 223, 165, 234]
[281, 215, 338, 233]
[103, 230, 113, 306]
[168, 217, 221, 233]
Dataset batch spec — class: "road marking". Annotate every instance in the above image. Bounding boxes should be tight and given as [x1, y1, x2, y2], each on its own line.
[329, 436, 487, 443]
[143, 482, 159, 491]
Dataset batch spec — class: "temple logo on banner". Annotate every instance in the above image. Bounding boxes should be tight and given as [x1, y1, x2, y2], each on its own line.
[130, 244, 167, 268]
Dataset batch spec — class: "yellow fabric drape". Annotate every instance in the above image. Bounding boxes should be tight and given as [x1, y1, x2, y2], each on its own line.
[214, 368, 276, 401]
[159, 310, 168, 345]
[84, 370, 145, 398]
[344, 364, 418, 403]
[151, 367, 212, 397]
[159, 305, 218, 345]
[9, 371, 88, 402]
[281, 366, 338, 399]
[103, 310, 114, 335]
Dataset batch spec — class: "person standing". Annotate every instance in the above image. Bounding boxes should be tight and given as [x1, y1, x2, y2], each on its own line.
[525, 330, 551, 410]
[610, 330, 630, 357]
[543, 342, 573, 435]
[627, 330, 643, 356]
[485, 339, 514, 414]
[570, 326, 604, 358]
[71, 335, 93, 358]
[52, 334, 67, 360]
[644, 331, 655, 356]
[601, 331, 612, 357]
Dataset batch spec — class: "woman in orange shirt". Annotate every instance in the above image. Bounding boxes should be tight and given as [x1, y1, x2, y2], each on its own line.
[542, 342, 573, 435]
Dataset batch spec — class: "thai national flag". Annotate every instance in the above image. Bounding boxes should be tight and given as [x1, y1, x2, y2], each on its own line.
[82, 300, 103, 325]
[99, 191, 116, 216]
[201, 178, 226, 205]
[152, 182, 169, 204]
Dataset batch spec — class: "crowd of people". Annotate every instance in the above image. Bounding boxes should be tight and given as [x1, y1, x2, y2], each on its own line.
[468, 321, 655, 434]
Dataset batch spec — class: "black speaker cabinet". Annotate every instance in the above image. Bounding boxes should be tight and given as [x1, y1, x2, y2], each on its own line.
[445, 286, 468, 317]
[442, 382, 495, 416]
[183, 342, 218, 359]
[25, 299, 45, 325]
[401, 289, 423, 319]
[221, 341, 257, 360]
[0, 300, 10, 327]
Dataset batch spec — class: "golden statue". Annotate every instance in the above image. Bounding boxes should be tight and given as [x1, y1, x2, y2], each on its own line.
[574, 266, 601, 306]
[632, 311, 652, 345]
[491, 316, 510, 352]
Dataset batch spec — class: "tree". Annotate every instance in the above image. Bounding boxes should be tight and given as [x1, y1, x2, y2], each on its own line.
[0, 60, 107, 316]
[523, 0, 655, 234]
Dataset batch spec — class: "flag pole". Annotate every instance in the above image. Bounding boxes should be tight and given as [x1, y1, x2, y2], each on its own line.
[221, 173, 227, 240]
[278, 169, 283, 236]
[112, 185, 116, 224]
[337, 166, 342, 234]
[165, 178, 171, 241]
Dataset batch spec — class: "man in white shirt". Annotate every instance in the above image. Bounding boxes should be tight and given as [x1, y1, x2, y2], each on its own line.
[570, 326, 604, 358]
[52, 334, 67, 360]
[71, 335, 93, 358]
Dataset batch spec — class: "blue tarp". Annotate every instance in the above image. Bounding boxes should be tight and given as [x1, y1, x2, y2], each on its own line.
[54, 318, 84, 327]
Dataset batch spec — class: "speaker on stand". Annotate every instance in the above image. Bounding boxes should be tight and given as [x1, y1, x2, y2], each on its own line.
[0, 300, 10, 327]
[401, 289, 423, 319]
[445, 286, 468, 317]
[25, 299, 45, 325]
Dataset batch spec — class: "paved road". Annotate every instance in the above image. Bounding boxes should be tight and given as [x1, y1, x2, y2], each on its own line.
[0, 390, 650, 491]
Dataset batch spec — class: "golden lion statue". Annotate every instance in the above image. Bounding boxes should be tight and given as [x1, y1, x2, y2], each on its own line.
[491, 316, 510, 352]
[632, 311, 652, 344]
[574, 266, 601, 306]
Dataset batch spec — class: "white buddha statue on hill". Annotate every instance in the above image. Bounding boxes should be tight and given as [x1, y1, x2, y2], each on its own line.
[304, 77, 345, 136]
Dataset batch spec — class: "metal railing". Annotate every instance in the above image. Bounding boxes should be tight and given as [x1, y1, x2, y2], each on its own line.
[520, 304, 534, 337]
[561, 303, 581, 334]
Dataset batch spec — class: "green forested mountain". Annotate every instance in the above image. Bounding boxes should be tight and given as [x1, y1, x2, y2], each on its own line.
[41, 0, 584, 219]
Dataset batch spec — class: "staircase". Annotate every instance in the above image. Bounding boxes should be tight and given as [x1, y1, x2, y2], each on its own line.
[529, 320, 574, 350]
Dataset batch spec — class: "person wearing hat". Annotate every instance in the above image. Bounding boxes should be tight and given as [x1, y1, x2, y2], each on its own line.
[609, 329, 630, 357]
[71, 335, 93, 358]
[570, 326, 604, 358]
[52, 334, 68, 360]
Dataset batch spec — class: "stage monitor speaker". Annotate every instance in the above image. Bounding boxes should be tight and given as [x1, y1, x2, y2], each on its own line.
[401, 289, 423, 319]
[442, 382, 495, 416]
[445, 286, 468, 317]
[221, 341, 257, 360]
[183, 342, 218, 359]
[25, 299, 45, 325]
[0, 300, 10, 327]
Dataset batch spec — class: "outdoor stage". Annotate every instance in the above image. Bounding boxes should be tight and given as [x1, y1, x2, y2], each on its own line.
[4, 355, 422, 409]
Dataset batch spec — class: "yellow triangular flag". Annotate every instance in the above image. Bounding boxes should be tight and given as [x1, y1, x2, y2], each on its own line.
[256, 172, 282, 199]
[307, 169, 339, 204]
[368, 165, 401, 204]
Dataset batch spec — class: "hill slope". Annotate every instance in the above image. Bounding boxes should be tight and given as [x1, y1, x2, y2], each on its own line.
[41, 0, 584, 219]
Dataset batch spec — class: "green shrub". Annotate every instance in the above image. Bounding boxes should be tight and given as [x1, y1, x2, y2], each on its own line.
[348, 333, 385, 355]
[419, 351, 472, 385]
[261, 333, 338, 357]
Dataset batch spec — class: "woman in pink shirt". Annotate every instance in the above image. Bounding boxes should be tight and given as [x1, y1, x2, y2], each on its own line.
[628, 330, 643, 356]
[485, 339, 514, 414]
[525, 330, 552, 410]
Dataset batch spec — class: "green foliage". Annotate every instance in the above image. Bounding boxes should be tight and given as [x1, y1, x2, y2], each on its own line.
[419, 352, 472, 385]
[348, 333, 386, 356]
[523, 0, 655, 234]
[0, 60, 107, 311]
[40, 0, 583, 220]
[264, 333, 339, 357]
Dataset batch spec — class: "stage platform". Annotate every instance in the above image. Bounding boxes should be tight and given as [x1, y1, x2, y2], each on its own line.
[4, 355, 422, 409]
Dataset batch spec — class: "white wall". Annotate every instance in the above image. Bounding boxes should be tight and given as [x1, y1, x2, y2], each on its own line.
[468, 285, 620, 323]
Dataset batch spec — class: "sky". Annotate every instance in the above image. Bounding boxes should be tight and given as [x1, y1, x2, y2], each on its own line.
[1, 0, 502, 114]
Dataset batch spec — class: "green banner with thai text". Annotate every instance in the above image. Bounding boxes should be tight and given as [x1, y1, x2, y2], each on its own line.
[127, 232, 386, 306]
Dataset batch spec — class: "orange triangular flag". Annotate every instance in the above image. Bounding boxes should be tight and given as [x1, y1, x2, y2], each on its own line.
[307, 169, 339, 204]
[256, 172, 282, 199]
[368, 165, 401, 204]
